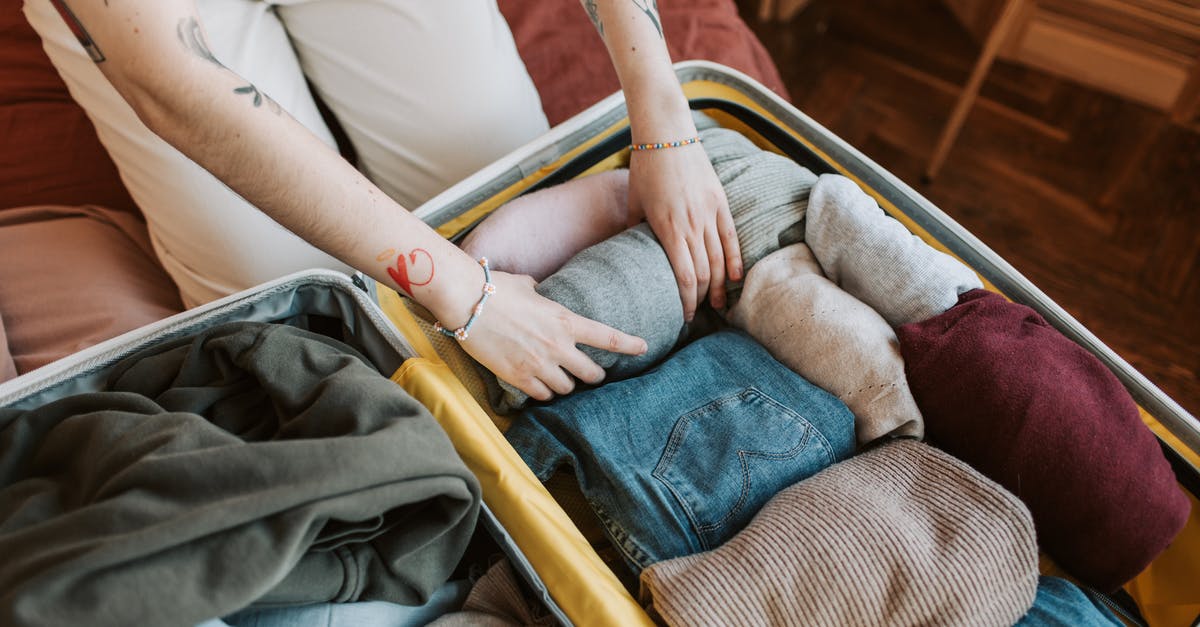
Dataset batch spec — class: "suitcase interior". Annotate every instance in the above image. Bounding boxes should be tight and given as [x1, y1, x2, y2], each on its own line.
[376, 61, 1200, 627]
[0, 270, 573, 626]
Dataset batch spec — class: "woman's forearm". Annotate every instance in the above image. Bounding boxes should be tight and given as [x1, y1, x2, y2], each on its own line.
[52, 0, 484, 324]
[585, 0, 696, 141]
[135, 57, 484, 323]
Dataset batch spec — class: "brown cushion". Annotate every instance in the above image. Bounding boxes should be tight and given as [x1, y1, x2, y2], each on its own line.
[499, 0, 788, 125]
[0, 205, 182, 374]
[0, 7, 136, 212]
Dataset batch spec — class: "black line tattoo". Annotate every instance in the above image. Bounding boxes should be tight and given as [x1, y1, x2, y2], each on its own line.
[233, 84, 282, 115]
[176, 17, 223, 67]
[48, 0, 105, 63]
[234, 84, 263, 107]
[583, 0, 603, 36]
[631, 0, 662, 37]
[174, 17, 281, 115]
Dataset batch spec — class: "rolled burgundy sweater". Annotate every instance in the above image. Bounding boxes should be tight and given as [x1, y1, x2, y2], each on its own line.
[896, 289, 1190, 592]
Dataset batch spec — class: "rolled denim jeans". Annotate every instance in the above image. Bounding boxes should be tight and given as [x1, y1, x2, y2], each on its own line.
[504, 329, 856, 573]
[1015, 577, 1122, 626]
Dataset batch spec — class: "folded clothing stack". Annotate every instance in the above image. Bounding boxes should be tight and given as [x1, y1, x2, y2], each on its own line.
[506, 329, 856, 572]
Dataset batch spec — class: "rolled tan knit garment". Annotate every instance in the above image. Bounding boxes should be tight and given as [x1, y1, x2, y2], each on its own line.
[729, 243, 923, 446]
[640, 440, 1039, 627]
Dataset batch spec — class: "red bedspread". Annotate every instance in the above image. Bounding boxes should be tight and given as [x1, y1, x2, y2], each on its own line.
[500, 0, 787, 125]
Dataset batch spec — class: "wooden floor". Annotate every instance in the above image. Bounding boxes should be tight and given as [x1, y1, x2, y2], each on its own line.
[734, 0, 1200, 417]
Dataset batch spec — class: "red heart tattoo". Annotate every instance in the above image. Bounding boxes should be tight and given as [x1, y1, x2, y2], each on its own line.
[387, 248, 435, 295]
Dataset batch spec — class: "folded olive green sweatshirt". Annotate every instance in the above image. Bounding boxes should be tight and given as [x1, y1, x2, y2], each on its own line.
[0, 321, 480, 627]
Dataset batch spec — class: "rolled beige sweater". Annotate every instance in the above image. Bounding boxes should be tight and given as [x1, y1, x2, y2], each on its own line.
[729, 243, 923, 446]
[640, 440, 1039, 627]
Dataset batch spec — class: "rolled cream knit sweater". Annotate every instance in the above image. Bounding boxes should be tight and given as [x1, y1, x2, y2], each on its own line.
[729, 243, 923, 446]
[640, 440, 1039, 627]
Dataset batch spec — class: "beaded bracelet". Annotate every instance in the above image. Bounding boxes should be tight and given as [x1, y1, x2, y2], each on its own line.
[433, 257, 496, 342]
[630, 136, 702, 151]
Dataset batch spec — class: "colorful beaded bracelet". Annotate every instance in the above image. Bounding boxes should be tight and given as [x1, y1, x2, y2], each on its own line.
[630, 136, 702, 151]
[433, 257, 496, 342]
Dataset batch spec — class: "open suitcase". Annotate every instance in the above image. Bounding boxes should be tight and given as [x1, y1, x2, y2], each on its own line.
[0, 270, 575, 626]
[371, 61, 1200, 626]
[2, 61, 1196, 626]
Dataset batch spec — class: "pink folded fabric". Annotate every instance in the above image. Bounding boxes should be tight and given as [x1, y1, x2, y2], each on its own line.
[0, 205, 182, 375]
[640, 440, 1039, 627]
[897, 289, 1190, 591]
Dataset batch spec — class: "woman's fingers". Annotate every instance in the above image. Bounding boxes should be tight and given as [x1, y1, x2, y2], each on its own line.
[561, 348, 607, 385]
[717, 200, 743, 282]
[520, 376, 554, 402]
[705, 225, 727, 309]
[688, 228, 712, 314]
[570, 312, 648, 356]
[539, 366, 577, 397]
[524, 315, 635, 401]
[661, 232, 699, 322]
[715, 200, 744, 281]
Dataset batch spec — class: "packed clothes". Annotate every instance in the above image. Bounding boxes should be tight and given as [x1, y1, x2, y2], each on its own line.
[505, 329, 856, 572]
[0, 322, 481, 627]
[475, 122, 1186, 618]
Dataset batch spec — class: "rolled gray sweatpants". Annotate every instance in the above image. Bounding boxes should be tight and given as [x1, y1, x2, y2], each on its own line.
[492, 120, 814, 411]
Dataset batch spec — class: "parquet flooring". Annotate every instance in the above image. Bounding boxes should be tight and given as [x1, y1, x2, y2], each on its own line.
[736, 0, 1200, 417]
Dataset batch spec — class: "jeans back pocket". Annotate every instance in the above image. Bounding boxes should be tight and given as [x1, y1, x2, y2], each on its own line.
[652, 387, 837, 552]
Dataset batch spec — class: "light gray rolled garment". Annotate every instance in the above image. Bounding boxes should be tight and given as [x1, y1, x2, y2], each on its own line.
[491, 121, 816, 411]
[729, 244, 923, 446]
[491, 224, 683, 412]
[693, 116, 815, 281]
[806, 173, 982, 327]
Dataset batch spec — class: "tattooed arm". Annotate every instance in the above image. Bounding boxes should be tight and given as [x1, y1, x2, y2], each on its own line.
[47, 0, 646, 400]
[584, 0, 743, 318]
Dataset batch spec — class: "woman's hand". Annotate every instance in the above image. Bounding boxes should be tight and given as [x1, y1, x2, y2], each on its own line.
[629, 144, 743, 319]
[459, 271, 647, 401]
[580, 0, 744, 320]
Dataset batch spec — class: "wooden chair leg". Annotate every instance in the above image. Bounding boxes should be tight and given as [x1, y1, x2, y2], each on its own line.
[925, 0, 1025, 181]
[758, 0, 777, 22]
[758, 0, 811, 22]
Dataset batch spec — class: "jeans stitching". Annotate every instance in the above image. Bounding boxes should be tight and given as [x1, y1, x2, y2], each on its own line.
[652, 390, 752, 549]
[652, 387, 827, 549]
[591, 501, 655, 571]
[700, 420, 814, 534]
